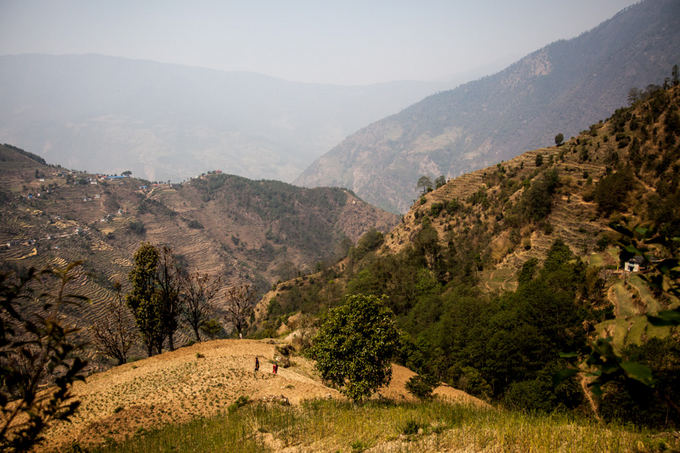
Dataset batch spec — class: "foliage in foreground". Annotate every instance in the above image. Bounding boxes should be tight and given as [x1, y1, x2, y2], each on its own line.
[0, 263, 87, 452]
[94, 399, 679, 453]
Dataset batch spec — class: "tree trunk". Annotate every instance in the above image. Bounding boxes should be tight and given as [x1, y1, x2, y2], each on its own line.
[167, 332, 175, 351]
[193, 326, 201, 342]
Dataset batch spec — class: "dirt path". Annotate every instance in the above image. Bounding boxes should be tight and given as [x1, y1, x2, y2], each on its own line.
[579, 373, 601, 422]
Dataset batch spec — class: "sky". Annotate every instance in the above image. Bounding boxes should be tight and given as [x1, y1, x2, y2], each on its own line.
[0, 0, 640, 85]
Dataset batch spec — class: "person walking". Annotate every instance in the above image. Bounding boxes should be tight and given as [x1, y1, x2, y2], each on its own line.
[254, 356, 260, 372]
[273, 362, 278, 375]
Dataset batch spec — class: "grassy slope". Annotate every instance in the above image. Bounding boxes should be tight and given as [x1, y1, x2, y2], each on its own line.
[95, 399, 678, 453]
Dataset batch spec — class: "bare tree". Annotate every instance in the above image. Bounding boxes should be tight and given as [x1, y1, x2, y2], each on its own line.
[224, 284, 254, 337]
[91, 281, 136, 365]
[181, 272, 221, 341]
[156, 245, 183, 351]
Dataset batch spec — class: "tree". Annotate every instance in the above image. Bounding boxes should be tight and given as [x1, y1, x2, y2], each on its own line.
[0, 263, 87, 451]
[309, 294, 399, 403]
[434, 175, 447, 189]
[554, 133, 564, 146]
[416, 176, 433, 194]
[224, 284, 254, 337]
[126, 243, 164, 356]
[181, 272, 221, 341]
[90, 281, 136, 365]
[672, 64, 679, 87]
[155, 246, 183, 351]
[121, 170, 132, 177]
[628, 87, 642, 105]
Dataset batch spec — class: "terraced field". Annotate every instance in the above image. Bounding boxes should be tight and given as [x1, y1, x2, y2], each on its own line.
[37, 339, 485, 452]
[0, 144, 398, 367]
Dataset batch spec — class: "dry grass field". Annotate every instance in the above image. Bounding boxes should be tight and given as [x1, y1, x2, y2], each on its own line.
[39, 339, 485, 451]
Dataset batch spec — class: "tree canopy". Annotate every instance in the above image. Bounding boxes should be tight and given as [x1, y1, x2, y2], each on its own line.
[309, 294, 399, 403]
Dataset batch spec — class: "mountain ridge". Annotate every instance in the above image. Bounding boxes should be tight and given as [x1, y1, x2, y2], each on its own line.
[0, 53, 454, 183]
[295, 0, 680, 213]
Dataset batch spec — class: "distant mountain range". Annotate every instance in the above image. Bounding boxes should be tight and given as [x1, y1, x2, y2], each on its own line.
[295, 0, 680, 213]
[0, 54, 458, 183]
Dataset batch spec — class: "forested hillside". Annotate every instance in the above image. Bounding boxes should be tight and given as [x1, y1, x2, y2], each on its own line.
[262, 80, 680, 425]
[296, 0, 680, 212]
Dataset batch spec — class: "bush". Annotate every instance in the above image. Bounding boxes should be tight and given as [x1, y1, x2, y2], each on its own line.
[405, 375, 437, 400]
[429, 202, 444, 217]
[126, 220, 145, 235]
[401, 419, 424, 435]
[187, 219, 204, 229]
[521, 169, 559, 221]
[593, 168, 632, 215]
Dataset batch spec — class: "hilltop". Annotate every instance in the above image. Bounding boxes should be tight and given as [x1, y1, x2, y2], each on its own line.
[0, 148, 397, 364]
[296, 0, 680, 212]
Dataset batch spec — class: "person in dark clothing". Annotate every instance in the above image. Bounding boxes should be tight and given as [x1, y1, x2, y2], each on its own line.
[254, 356, 260, 372]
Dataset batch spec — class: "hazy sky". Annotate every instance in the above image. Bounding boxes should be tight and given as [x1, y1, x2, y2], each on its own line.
[0, 0, 640, 85]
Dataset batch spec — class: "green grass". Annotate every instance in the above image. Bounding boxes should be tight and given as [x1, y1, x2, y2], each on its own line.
[92, 399, 678, 453]
[628, 274, 661, 314]
[611, 282, 638, 317]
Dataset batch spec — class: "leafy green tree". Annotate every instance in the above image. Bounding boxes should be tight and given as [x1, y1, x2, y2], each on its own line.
[521, 169, 559, 221]
[416, 176, 433, 194]
[1, 263, 87, 451]
[434, 175, 447, 189]
[126, 243, 164, 356]
[593, 167, 632, 216]
[309, 294, 399, 403]
[554, 133, 564, 146]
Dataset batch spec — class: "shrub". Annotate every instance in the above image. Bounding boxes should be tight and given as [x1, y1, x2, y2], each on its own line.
[187, 219, 204, 229]
[401, 419, 424, 435]
[405, 375, 437, 400]
[429, 202, 444, 217]
[127, 220, 145, 235]
[593, 168, 632, 216]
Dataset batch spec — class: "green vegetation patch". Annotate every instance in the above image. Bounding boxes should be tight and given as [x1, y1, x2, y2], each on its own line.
[94, 399, 677, 453]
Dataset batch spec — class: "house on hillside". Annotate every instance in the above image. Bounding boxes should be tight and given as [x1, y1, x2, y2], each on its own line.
[624, 255, 645, 273]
